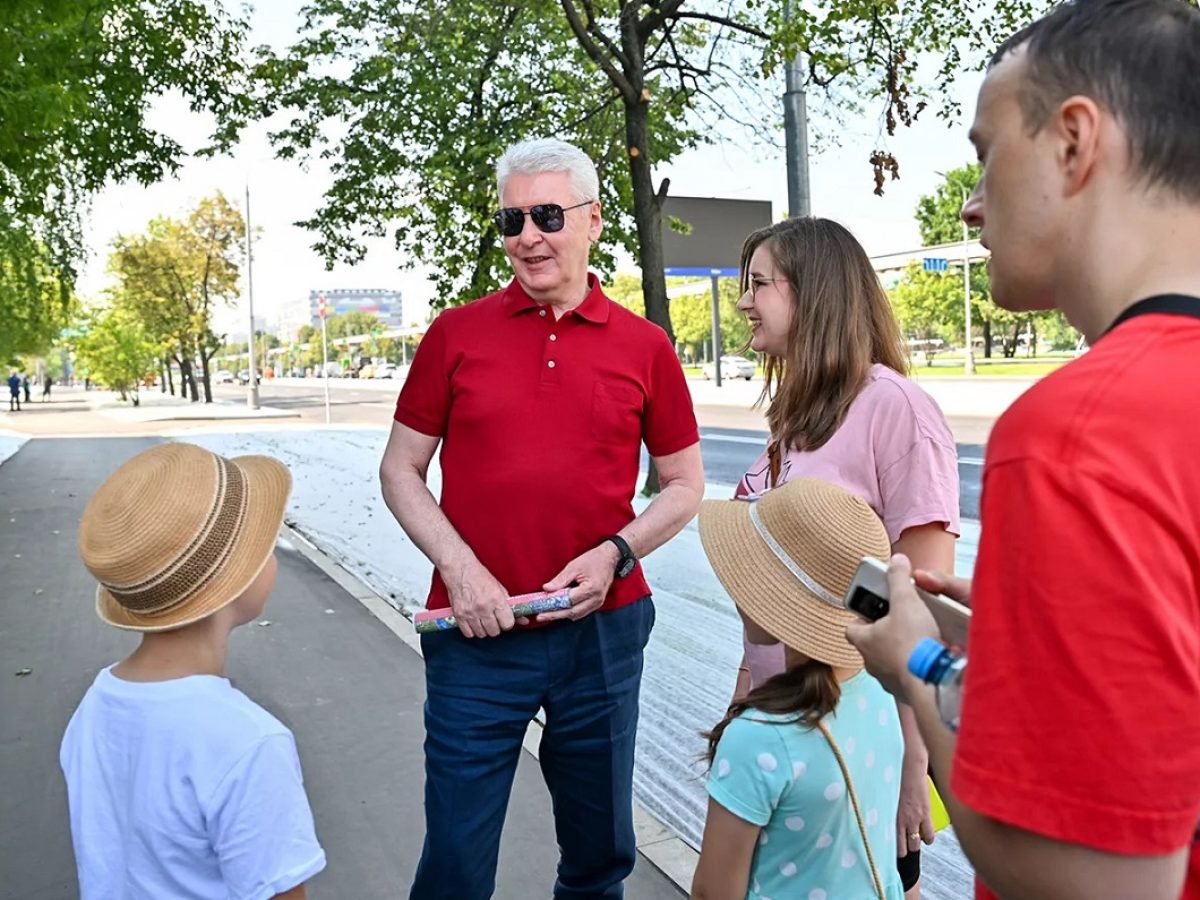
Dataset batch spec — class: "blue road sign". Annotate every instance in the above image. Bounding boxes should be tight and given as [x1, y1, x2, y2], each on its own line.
[923, 258, 949, 273]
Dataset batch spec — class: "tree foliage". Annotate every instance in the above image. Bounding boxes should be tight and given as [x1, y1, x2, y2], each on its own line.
[257, 0, 672, 310]
[108, 194, 246, 401]
[0, 0, 252, 350]
[74, 301, 160, 403]
[908, 164, 1079, 357]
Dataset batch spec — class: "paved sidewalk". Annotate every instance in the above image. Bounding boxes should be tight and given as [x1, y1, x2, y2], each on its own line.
[0, 437, 682, 899]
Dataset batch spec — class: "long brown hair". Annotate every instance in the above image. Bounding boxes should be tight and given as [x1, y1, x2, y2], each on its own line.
[739, 218, 907, 460]
[704, 659, 841, 765]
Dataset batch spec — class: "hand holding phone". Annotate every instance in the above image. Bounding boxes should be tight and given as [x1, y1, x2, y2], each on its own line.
[844, 557, 970, 648]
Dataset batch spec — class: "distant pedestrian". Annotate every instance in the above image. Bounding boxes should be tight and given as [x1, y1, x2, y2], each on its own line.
[64, 443, 326, 899]
[22, 373, 31, 404]
[7, 372, 20, 411]
[43, 376, 52, 401]
[381, 137, 703, 899]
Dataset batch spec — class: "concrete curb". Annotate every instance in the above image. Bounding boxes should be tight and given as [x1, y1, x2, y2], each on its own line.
[279, 523, 695, 895]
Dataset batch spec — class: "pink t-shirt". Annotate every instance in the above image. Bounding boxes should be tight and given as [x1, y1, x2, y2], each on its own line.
[735, 364, 960, 688]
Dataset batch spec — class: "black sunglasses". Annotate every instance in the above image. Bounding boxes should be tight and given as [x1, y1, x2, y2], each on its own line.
[493, 200, 594, 237]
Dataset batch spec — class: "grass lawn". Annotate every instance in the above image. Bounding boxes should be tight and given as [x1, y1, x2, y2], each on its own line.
[909, 359, 1069, 378]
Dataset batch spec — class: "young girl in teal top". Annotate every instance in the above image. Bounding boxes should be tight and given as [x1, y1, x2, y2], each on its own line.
[694, 477, 905, 900]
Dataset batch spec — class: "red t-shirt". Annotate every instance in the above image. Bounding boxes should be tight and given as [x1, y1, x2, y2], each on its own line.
[955, 314, 1200, 899]
[394, 274, 699, 615]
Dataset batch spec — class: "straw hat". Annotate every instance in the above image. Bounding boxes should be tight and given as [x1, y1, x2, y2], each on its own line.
[699, 478, 890, 668]
[78, 443, 292, 632]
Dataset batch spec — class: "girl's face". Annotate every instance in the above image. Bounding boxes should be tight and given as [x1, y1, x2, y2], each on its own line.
[739, 609, 779, 646]
[737, 243, 794, 357]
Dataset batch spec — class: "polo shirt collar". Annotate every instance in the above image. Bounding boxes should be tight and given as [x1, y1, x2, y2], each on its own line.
[501, 273, 610, 324]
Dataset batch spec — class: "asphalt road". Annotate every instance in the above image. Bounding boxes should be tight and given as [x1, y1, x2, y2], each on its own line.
[217, 381, 986, 520]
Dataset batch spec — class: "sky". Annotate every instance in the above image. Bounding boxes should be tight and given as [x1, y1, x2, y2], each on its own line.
[76, 1, 987, 340]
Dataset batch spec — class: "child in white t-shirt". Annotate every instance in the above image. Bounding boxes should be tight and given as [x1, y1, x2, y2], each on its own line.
[62, 442, 325, 899]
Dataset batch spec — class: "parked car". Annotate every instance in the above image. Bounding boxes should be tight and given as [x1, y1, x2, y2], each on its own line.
[357, 363, 377, 379]
[236, 369, 261, 386]
[373, 363, 398, 379]
[214, 370, 234, 384]
[701, 355, 756, 381]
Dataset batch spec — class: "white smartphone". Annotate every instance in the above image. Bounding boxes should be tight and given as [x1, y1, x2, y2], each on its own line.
[844, 557, 971, 649]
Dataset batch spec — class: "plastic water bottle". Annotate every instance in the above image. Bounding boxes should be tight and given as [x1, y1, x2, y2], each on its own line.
[908, 637, 967, 732]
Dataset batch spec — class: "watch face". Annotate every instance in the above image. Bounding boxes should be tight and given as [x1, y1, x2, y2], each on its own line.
[617, 557, 636, 578]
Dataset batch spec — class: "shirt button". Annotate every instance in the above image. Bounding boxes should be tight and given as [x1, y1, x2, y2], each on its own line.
[547, 360, 556, 369]
[549, 334, 557, 342]
[539, 309, 547, 317]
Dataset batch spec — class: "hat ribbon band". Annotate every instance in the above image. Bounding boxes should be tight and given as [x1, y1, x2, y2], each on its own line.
[748, 502, 844, 610]
[102, 457, 247, 615]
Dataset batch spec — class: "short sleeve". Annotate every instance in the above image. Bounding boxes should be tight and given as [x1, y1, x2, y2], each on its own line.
[954, 457, 1200, 855]
[872, 385, 960, 541]
[642, 330, 699, 458]
[394, 313, 451, 437]
[206, 734, 326, 900]
[707, 717, 792, 827]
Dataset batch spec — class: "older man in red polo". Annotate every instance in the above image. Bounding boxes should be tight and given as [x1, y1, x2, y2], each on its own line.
[380, 137, 704, 899]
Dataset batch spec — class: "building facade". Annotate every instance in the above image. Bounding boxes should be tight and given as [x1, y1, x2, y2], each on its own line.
[308, 288, 403, 328]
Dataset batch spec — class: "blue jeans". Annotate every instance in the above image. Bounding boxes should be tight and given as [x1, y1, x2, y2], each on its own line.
[410, 597, 654, 900]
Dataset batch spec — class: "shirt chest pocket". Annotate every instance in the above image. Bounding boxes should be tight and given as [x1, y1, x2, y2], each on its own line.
[590, 382, 644, 447]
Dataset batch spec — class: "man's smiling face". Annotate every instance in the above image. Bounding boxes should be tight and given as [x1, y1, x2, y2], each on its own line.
[499, 170, 601, 304]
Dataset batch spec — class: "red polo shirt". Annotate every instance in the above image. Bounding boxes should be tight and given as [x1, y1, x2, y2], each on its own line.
[394, 274, 699, 615]
[955, 313, 1200, 899]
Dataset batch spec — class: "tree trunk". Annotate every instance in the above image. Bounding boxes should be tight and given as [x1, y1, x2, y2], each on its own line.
[982, 320, 992, 359]
[199, 349, 213, 403]
[160, 359, 168, 393]
[625, 99, 674, 344]
[1028, 317, 1037, 358]
[179, 352, 199, 402]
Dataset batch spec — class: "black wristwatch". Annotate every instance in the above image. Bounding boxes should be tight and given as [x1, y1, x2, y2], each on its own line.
[601, 535, 637, 578]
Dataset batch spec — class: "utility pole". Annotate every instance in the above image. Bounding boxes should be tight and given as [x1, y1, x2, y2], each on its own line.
[783, 0, 811, 218]
[960, 187, 976, 375]
[243, 184, 260, 409]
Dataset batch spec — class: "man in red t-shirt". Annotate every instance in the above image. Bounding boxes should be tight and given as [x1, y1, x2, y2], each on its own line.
[380, 137, 703, 898]
[848, 1, 1200, 898]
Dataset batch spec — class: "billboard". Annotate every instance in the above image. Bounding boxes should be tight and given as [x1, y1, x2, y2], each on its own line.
[660, 196, 774, 277]
[308, 288, 403, 328]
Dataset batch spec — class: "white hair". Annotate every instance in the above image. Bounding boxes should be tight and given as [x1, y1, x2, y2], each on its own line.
[496, 138, 599, 205]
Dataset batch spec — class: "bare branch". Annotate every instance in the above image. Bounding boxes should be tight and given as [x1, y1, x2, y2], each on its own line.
[638, 0, 685, 39]
[561, 0, 637, 102]
[581, 0, 632, 70]
[668, 11, 769, 42]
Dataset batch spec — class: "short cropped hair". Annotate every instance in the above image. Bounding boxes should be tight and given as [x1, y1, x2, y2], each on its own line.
[496, 138, 599, 205]
[992, 0, 1200, 201]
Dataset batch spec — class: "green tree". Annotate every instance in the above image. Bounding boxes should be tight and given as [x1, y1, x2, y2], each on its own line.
[915, 164, 1078, 358]
[1, 0, 251, 310]
[74, 302, 160, 404]
[109, 193, 246, 401]
[325, 311, 383, 339]
[258, 1, 651, 310]
[0, 239, 75, 365]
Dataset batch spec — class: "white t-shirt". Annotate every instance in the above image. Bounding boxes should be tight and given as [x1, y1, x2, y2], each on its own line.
[60, 666, 326, 900]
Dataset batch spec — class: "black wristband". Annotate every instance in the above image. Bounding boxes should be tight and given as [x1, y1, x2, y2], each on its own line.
[602, 535, 637, 578]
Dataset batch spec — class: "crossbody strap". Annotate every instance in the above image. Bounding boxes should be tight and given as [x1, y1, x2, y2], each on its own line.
[1105, 294, 1200, 336]
[817, 720, 886, 900]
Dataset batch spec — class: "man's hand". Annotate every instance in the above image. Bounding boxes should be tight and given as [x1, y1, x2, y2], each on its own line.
[537, 542, 619, 623]
[444, 559, 515, 638]
[846, 554, 944, 704]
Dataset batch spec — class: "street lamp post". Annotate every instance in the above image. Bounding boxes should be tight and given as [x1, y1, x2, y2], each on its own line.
[960, 188, 976, 375]
[243, 184, 261, 408]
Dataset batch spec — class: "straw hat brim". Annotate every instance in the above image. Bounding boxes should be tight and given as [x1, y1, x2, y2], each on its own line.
[699, 498, 864, 669]
[96, 455, 292, 632]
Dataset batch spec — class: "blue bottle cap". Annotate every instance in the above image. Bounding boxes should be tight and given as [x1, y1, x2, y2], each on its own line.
[908, 637, 950, 682]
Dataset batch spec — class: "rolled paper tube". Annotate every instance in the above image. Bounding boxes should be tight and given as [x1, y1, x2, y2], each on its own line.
[413, 589, 573, 634]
